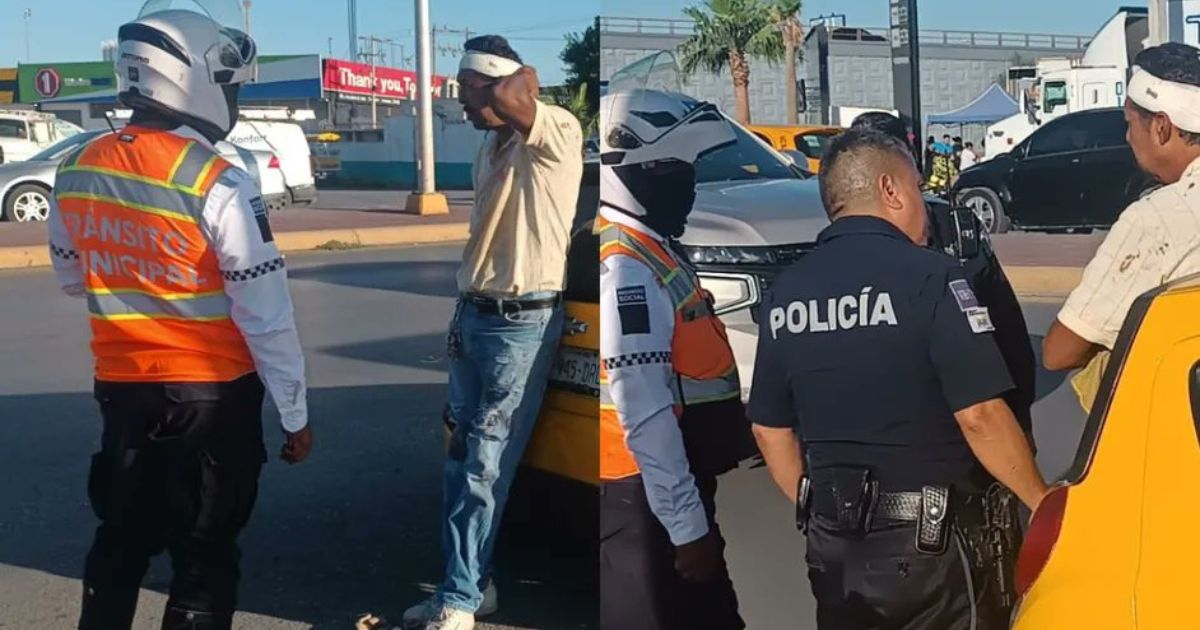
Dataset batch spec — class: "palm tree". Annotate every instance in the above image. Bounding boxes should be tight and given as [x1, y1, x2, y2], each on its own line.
[769, 0, 804, 124]
[678, 0, 784, 125]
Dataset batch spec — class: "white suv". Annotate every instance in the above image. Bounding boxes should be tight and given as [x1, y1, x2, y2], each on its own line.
[0, 110, 84, 164]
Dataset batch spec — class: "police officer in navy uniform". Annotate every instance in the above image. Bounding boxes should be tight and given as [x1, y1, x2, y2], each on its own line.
[748, 128, 1048, 629]
[851, 113, 1037, 445]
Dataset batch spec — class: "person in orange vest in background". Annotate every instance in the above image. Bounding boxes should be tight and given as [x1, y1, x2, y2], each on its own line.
[46, 3, 311, 629]
[597, 88, 749, 630]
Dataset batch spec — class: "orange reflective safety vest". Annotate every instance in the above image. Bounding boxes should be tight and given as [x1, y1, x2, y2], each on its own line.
[598, 216, 743, 481]
[54, 126, 255, 383]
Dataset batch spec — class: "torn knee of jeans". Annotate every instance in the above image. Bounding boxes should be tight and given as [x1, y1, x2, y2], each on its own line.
[474, 407, 512, 442]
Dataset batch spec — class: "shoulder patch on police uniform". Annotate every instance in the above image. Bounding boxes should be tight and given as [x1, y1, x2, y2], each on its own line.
[964, 306, 995, 334]
[948, 279, 978, 311]
[250, 196, 274, 243]
[616, 285, 650, 335]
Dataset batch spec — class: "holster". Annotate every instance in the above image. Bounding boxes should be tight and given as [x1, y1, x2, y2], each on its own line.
[795, 475, 812, 533]
[915, 485, 952, 555]
[809, 467, 878, 537]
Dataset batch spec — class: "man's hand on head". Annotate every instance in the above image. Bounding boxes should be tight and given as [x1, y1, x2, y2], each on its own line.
[489, 66, 540, 136]
[491, 66, 539, 102]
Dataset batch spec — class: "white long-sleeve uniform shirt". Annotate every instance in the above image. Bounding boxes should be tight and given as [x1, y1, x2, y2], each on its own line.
[47, 125, 309, 432]
[599, 206, 708, 546]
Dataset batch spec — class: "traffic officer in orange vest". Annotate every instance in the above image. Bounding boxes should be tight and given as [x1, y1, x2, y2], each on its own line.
[46, 3, 311, 629]
[598, 88, 748, 629]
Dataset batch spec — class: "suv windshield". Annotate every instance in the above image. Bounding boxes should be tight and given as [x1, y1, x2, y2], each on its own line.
[29, 130, 104, 161]
[696, 119, 801, 183]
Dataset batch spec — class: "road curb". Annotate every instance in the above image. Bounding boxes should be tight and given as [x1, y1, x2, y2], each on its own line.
[0, 222, 472, 270]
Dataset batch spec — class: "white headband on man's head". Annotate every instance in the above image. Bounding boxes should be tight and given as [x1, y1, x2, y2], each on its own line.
[1128, 67, 1200, 133]
[458, 51, 522, 78]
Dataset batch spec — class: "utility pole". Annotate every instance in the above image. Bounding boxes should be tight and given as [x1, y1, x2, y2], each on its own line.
[431, 26, 473, 80]
[405, 0, 448, 215]
[328, 37, 333, 57]
[370, 36, 378, 128]
[243, 0, 252, 37]
[23, 9, 32, 62]
[360, 35, 405, 126]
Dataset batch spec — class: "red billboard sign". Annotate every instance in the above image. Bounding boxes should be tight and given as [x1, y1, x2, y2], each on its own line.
[322, 59, 453, 104]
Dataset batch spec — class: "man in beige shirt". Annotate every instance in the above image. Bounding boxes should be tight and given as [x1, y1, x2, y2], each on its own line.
[400, 35, 582, 630]
[1045, 44, 1200, 408]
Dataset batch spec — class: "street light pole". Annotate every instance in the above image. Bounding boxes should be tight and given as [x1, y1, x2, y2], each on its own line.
[405, 0, 448, 215]
[23, 9, 32, 62]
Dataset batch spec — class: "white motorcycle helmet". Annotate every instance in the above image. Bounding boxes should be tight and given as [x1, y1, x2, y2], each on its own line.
[600, 88, 736, 238]
[116, 0, 257, 143]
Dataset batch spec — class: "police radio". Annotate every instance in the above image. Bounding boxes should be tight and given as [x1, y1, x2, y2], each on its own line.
[948, 200, 982, 261]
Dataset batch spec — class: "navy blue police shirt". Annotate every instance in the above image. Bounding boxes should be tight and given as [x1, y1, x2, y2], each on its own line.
[746, 215, 1014, 492]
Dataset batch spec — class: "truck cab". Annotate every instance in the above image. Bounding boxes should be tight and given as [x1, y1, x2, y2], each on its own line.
[0, 110, 84, 164]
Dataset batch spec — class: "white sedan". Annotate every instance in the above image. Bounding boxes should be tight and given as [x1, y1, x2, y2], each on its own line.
[0, 129, 288, 222]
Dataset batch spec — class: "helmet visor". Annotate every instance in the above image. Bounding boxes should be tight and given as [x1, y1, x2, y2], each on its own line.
[138, 0, 245, 28]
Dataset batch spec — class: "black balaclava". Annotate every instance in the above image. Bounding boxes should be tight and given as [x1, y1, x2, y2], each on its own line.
[610, 159, 698, 239]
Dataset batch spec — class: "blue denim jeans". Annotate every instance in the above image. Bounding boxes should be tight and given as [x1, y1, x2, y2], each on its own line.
[439, 292, 564, 612]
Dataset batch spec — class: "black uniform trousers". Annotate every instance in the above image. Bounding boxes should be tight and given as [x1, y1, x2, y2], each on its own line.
[79, 374, 267, 630]
[600, 474, 744, 630]
[806, 516, 1008, 630]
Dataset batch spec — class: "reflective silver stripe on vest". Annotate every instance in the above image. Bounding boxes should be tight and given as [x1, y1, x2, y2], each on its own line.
[87, 290, 232, 321]
[599, 370, 740, 408]
[55, 170, 207, 221]
[601, 225, 700, 308]
[676, 371, 741, 405]
[232, 145, 261, 189]
[170, 141, 220, 189]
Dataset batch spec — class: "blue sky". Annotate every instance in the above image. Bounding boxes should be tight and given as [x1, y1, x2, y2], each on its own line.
[0, 1, 598, 84]
[602, 0, 1130, 37]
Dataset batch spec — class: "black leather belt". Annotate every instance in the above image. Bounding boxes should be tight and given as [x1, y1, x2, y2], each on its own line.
[875, 491, 925, 521]
[463, 292, 561, 315]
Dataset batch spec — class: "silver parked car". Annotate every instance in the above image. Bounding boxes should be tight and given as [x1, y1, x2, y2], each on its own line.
[0, 129, 288, 222]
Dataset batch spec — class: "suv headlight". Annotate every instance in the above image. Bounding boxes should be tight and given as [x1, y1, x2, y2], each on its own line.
[696, 272, 760, 316]
[683, 243, 814, 266]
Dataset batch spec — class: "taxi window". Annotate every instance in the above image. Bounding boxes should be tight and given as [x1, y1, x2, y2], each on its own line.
[795, 133, 832, 159]
[695, 122, 799, 183]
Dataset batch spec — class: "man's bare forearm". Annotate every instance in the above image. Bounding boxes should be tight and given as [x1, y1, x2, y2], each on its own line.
[752, 424, 804, 504]
[954, 398, 1048, 510]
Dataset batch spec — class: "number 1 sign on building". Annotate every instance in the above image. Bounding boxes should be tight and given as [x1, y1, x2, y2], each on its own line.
[34, 68, 61, 99]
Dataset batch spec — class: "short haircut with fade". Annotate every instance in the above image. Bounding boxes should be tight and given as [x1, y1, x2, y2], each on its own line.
[819, 129, 917, 218]
[464, 35, 523, 64]
[1131, 42, 1200, 145]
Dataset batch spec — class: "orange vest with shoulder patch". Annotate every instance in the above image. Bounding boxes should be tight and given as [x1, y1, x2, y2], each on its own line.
[598, 216, 742, 481]
[54, 126, 254, 383]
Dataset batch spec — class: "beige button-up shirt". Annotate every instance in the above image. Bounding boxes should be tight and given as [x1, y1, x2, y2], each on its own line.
[457, 100, 584, 297]
[1059, 156, 1200, 349]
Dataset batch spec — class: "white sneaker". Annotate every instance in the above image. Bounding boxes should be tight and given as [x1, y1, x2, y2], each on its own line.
[421, 607, 474, 630]
[401, 583, 498, 628]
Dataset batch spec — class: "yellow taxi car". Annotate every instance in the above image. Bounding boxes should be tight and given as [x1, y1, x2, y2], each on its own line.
[747, 124, 842, 172]
[1013, 273, 1200, 628]
[444, 161, 600, 534]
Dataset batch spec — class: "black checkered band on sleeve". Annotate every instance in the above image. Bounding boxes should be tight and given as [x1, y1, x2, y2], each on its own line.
[222, 257, 285, 282]
[603, 351, 672, 370]
[51, 243, 79, 260]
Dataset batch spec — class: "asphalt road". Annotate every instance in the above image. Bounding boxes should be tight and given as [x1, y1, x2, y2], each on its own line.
[718, 298, 1083, 630]
[0, 244, 595, 630]
[0, 242, 1084, 630]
